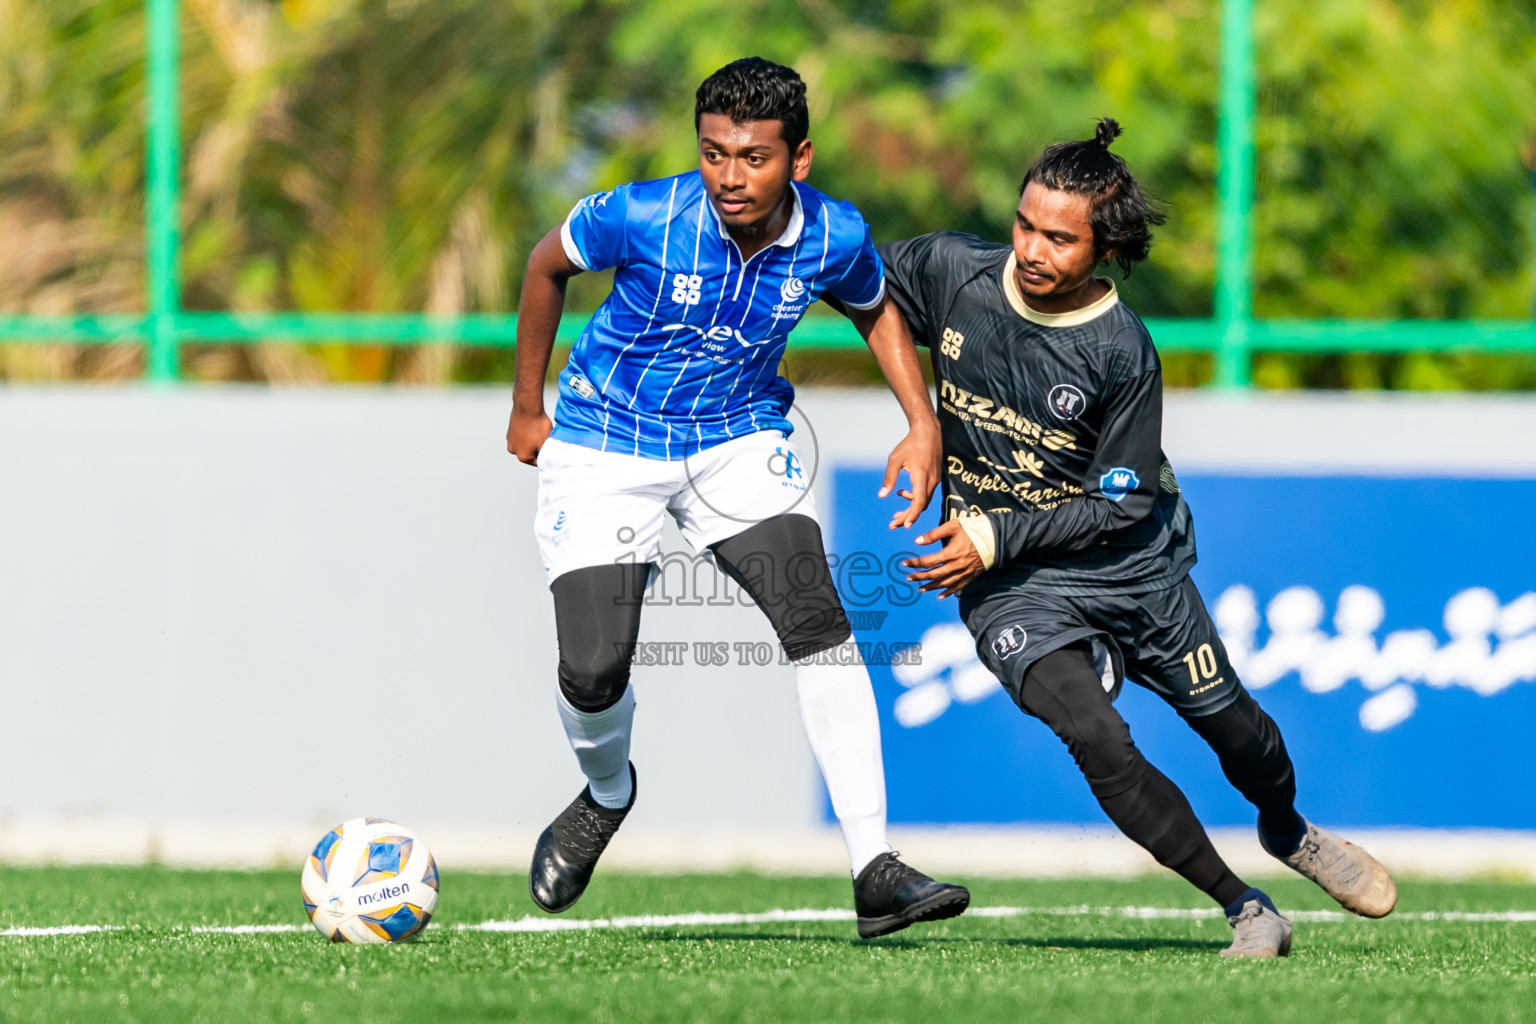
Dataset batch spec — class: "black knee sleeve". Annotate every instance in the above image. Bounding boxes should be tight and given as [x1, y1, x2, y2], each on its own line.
[551, 563, 650, 712]
[710, 514, 851, 662]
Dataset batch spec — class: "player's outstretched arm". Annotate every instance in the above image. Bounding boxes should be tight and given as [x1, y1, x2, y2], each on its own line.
[507, 226, 584, 466]
[845, 294, 941, 530]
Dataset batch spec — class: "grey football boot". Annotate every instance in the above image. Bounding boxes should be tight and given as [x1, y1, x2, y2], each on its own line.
[1261, 818, 1397, 918]
[1221, 894, 1293, 958]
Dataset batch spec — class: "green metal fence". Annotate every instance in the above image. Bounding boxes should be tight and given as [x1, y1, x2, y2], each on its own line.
[0, 0, 1531, 386]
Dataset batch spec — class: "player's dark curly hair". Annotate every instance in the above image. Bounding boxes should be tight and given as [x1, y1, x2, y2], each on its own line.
[695, 57, 809, 154]
[1020, 118, 1166, 276]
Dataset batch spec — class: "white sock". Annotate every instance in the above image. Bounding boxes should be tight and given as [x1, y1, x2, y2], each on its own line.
[556, 685, 635, 809]
[795, 646, 893, 877]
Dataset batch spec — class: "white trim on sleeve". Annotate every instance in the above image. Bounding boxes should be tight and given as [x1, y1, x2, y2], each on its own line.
[843, 276, 887, 312]
[560, 213, 592, 272]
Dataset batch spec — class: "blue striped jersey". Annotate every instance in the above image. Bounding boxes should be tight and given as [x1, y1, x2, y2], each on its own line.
[552, 171, 886, 459]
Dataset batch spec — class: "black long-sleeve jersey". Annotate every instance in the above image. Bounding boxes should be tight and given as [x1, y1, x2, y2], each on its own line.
[877, 231, 1196, 597]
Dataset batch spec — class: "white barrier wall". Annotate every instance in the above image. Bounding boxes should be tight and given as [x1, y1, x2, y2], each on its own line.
[0, 388, 814, 839]
[1, 387, 1533, 871]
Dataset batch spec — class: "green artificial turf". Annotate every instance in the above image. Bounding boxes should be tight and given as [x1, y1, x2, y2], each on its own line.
[0, 866, 1532, 1023]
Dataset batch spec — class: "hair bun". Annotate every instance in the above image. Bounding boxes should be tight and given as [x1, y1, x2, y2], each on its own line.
[1094, 118, 1122, 149]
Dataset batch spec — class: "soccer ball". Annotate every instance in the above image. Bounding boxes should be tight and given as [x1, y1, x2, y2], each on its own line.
[300, 817, 439, 943]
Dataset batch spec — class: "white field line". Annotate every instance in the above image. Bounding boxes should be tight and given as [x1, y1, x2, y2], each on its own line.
[5, 906, 1536, 940]
[466, 908, 853, 933]
[0, 924, 121, 937]
[455, 905, 1536, 932]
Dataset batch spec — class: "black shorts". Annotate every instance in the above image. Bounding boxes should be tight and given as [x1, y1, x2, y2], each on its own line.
[959, 575, 1242, 717]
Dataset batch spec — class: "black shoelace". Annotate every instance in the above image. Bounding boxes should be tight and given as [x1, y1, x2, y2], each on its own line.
[861, 853, 921, 899]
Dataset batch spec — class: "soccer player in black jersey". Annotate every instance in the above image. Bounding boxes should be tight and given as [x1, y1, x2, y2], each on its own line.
[873, 119, 1397, 956]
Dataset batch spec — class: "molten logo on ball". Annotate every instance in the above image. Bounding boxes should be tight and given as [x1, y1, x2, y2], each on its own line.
[300, 818, 439, 943]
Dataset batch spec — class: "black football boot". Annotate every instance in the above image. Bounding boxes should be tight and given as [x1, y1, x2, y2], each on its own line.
[528, 764, 636, 913]
[852, 851, 971, 938]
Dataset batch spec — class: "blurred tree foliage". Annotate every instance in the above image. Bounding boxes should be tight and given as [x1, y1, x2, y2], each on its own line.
[0, 0, 1533, 386]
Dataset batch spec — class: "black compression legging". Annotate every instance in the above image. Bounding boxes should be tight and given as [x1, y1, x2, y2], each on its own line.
[1022, 643, 1249, 908]
[1183, 690, 1300, 842]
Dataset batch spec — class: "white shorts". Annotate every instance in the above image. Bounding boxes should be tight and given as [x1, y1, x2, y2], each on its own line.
[534, 431, 820, 585]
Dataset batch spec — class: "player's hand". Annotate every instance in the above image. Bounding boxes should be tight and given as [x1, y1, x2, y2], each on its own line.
[879, 421, 942, 530]
[506, 407, 553, 466]
[902, 518, 986, 599]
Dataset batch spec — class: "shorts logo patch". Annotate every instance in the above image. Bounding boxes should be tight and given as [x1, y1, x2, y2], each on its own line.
[1100, 466, 1140, 502]
[1048, 384, 1086, 420]
[569, 374, 597, 399]
[768, 446, 806, 491]
[992, 625, 1028, 659]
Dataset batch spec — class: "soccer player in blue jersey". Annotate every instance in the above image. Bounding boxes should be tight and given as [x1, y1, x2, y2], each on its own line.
[504, 57, 969, 938]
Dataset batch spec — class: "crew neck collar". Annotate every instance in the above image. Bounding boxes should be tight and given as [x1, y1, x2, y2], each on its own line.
[1002, 253, 1119, 327]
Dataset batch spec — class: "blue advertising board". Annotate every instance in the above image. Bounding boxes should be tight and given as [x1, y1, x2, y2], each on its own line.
[829, 468, 1536, 829]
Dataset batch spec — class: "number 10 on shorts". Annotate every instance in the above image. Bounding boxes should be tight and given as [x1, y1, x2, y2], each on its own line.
[1182, 643, 1222, 694]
